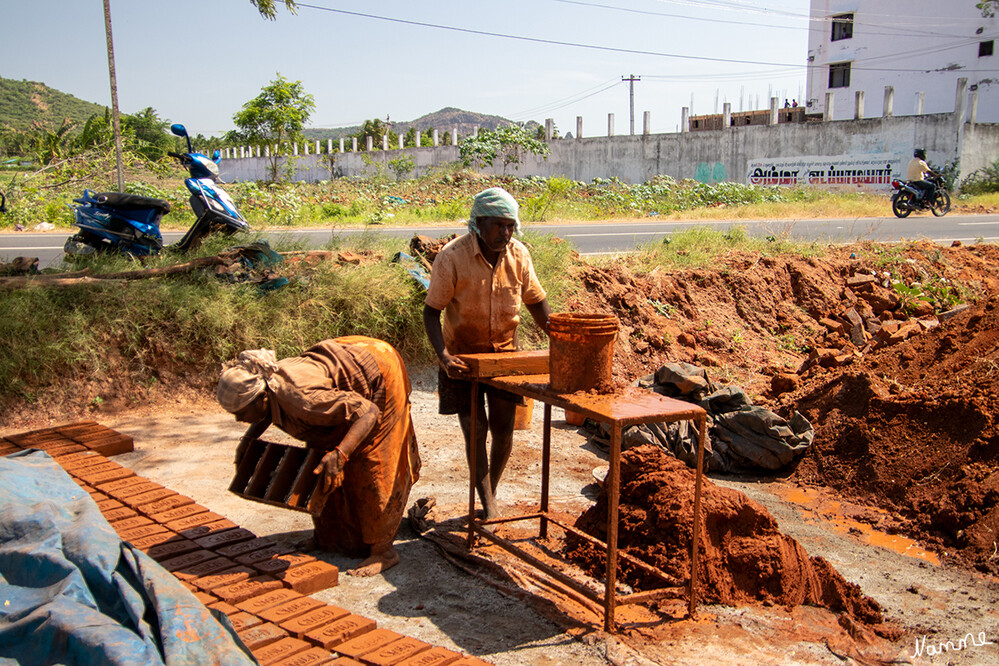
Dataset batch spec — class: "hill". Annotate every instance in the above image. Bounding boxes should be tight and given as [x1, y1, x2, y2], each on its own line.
[303, 106, 537, 142]
[0, 76, 108, 132]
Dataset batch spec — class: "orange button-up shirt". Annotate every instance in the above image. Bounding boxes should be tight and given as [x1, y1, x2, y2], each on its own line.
[425, 232, 547, 354]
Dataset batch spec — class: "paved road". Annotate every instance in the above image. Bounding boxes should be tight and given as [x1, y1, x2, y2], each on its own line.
[3, 214, 999, 269]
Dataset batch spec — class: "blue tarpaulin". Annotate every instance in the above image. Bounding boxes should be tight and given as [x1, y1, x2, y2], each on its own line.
[0, 450, 257, 666]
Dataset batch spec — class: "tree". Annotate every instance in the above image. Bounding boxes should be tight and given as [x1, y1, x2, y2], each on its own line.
[459, 124, 550, 174]
[355, 118, 398, 150]
[249, 0, 297, 19]
[76, 107, 172, 161]
[230, 74, 315, 180]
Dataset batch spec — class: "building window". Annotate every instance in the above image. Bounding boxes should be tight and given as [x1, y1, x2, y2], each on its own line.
[831, 13, 854, 41]
[828, 62, 851, 88]
[980, 40, 994, 57]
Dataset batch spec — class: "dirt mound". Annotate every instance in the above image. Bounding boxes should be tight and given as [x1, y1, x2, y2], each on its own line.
[565, 445, 886, 626]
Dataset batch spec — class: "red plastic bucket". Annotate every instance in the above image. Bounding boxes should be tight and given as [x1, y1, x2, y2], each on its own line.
[548, 313, 619, 393]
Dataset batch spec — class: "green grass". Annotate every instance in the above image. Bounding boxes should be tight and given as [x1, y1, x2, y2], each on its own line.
[629, 225, 823, 271]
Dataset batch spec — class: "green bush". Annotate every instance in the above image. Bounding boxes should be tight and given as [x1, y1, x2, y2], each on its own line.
[960, 157, 999, 195]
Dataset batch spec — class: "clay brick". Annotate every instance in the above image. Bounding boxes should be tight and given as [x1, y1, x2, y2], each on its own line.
[208, 600, 240, 615]
[45, 444, 87, 456]
[258, 596, 325, 625]
[111, 481, 165, 500]
[177, 520, 239, 541]
[138, 494, 195, 515]
[95, 497, 123, 511]
[128, 530, 181, 551]
[256, 637, 311, 666]
[78, 467, 136, 486]
[96, 475, 148, 494]
[252, 553, 317, 576]
[160, 549, 220, 573]
[445, 658, 491, 665]
[164, 511, 229, 533]
[333, 629, 402, 661]
[192, 566, 257, 592]
[102, 506, 140, 523]
[305, 614, 376, 650]
[238, 622, 288, 651]
[192, 591, 217, 606]
[150, 503, 209, 524]
[396, 647, 463, 666]
[214, 575, 283, 604]
[272, 647, 339, 666]
[146, 538, 200, 562]
[280, 605, 351, 639]
[123, 488, 177, 508]
[362, 637, 431, 666]
[67, 460, 120, 476]
[81, 434, 134, 457]
[228, 611, 263, 633]
[118, 524, 169, 542]
[235, 588, 303, 616]
[329, 660, 365, 666]
[172, 557, 238, 582]
[277, 561, 339, 594]
[111, 515, 154, 532]
[194, 527, 256, 550]
[235, 544, 296, 566]
[216, 536, 277, 559]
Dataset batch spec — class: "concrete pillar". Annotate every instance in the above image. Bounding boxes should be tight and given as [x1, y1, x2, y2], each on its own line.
[265, 145, 270, 158]
[315, 140, 320, 154]
[576, 116, 583, 139]
[273, 144, 278, 157]
[608, 113, 615, 137]
[383, 135, 389, 150]
[303, 141, 308, 155]
[954, 77, 969, 121]
[854, 90, 865, 119]
[722, 102, 731, 129]
[473, 126, 479, 137]
[366, 136, 373, 151]
[433, 129, 439, 146]
[824, 91, 835, 121]
[399, 135, 404, 150]
[643, 111, 650, 135]
[545, 118, 553, 141]
[769, 97, 778, 125]
[970, 91, 979, 126]
[680, 107, 689, 133]
[915, 92, 924, 115]
[415, 131, 421, 147]
[452, 128, 458, 145]
[351, 137, 357, 152]
[883, 86, 894, 117]
[293, 142, 298, 156]
[339, 137, 345, 153]
[256, 145, 261, 157]
[327, 139, 332, 154]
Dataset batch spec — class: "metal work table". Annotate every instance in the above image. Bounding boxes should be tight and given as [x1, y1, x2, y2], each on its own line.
[466, 372, 708, 632]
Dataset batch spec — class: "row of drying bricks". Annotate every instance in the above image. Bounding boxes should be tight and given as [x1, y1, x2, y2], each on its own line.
[0, 425, 489, 666]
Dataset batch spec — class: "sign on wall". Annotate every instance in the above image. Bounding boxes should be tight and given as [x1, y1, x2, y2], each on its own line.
[746, 153, 906, 191]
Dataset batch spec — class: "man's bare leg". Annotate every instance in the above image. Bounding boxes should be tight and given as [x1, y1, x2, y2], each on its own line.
[458, 402, 501, 521]
[350, 539, 399, 576]
[486, 394, 517, 499]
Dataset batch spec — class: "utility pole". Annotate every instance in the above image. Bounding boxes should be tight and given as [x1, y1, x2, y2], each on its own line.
[622, 74, 640, 135]
[102, 0, 124, 192]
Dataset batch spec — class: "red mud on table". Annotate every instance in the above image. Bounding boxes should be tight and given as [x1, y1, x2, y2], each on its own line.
[565, 445, 890, 630]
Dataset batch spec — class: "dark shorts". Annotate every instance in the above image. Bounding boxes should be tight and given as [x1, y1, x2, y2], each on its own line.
[437, 367, 526, 415]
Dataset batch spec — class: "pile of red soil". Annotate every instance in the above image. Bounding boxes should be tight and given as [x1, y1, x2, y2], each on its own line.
[566, 445, 885, 626]
[776, 300, 999, 573]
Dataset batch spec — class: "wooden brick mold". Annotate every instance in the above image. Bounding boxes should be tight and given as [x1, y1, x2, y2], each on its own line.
[229, 439, 325, 513]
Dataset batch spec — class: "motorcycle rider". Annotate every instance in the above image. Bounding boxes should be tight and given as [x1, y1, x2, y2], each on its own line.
[906, 149, 940, 204]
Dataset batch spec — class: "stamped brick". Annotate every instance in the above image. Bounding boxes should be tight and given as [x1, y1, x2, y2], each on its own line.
[96, 475, 149, 494]
[259, 596, 325, 625]
[363, 637, 432, 666]
[192, 566, 257, 592]
[123, 488, 177, 508]
[118, 523, 169, 542]
[128, 530, 181, 551]
[192, 591, 217, 606]
[138, 494, 195, 515]
[208, 600, 240, 615]
[329, 659, 365, 666]
[252, 553, 317, 576]
[333, 629, 402, 661]
[235, 544, 296, 566]
[177, 520, 239, 541]
[235, 588, 302, 616]
[395, 647, 463, 666]
[102, 506, 139, 523]
[150, 503, 209, 523]
[272, 647, 340, 665]
[238, 622, 288, 651]
[55, 450, 105, 466]
[280, 605, 351, 639]
[216, 536, 277, 559]
[228, 611, 263, 633]
[160, 549, 219, 573]
[95, 497, 124, 511]
[194, 527, 256, 550]
[76, 466, 136, 486]
[305, 614, 376, 650]
[172, 557, 237, 581]
[81, 434, 133, 457]
[111, 515, 154, 532]
[277, 561, 339, 595]
[66, 460, 119, 477]
[164, 510, 228, 533]
[255, 636, 311, 666]
[112, 481, 165, 500]
[214, 575, 283, 604]
[146, 538, 200, 561]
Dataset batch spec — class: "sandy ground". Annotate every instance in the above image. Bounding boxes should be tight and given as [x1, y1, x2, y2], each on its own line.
[56, 367, 999, 665]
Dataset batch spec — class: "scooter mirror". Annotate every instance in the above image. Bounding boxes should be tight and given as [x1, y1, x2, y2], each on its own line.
[170, 124, 188, 137]
[212, 150, 221, 163]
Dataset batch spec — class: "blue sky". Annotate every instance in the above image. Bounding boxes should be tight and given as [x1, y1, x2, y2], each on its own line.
[2, 0, 810, 137]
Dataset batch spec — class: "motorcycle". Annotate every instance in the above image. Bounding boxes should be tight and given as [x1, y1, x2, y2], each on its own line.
[64, 123, 249, 257]
[890, 173, 951, 218]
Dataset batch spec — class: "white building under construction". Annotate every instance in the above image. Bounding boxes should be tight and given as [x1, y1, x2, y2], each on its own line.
[806, 0, 999, 121]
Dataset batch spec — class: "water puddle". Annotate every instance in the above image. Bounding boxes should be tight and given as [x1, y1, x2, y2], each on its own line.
[775, 486, 940, 566]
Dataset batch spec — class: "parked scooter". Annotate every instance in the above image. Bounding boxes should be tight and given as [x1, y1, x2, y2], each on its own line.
[890, 173, 950, 218]
[64, 123, 249, 257]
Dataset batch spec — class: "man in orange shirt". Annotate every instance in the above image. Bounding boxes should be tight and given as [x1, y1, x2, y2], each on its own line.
[423, 187, 551, 521]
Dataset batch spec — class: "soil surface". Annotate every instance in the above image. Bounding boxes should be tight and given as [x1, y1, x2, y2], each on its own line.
[4, 238, 999, 663]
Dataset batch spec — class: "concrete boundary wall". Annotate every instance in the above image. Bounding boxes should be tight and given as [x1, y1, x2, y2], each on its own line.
[220, 114, 999, 189]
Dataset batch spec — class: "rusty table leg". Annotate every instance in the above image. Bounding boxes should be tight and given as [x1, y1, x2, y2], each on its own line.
[467, 379, 479, 550]
[540, 403, 552, 539]
[604, 422, 622, 632]
[688, 413, 707, 617]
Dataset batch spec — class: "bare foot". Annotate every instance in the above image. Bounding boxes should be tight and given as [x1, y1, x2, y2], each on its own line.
[348, 543, 399, 577]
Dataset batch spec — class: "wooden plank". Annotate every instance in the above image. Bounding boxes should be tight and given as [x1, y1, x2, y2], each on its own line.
[455, 350, 549, 379]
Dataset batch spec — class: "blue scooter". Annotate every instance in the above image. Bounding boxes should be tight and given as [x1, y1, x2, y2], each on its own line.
[64, 123, 250, 257]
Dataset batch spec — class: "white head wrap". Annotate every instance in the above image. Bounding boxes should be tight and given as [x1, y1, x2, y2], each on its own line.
[467, 187, 521, 236]
[216, 349, 279, 413]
